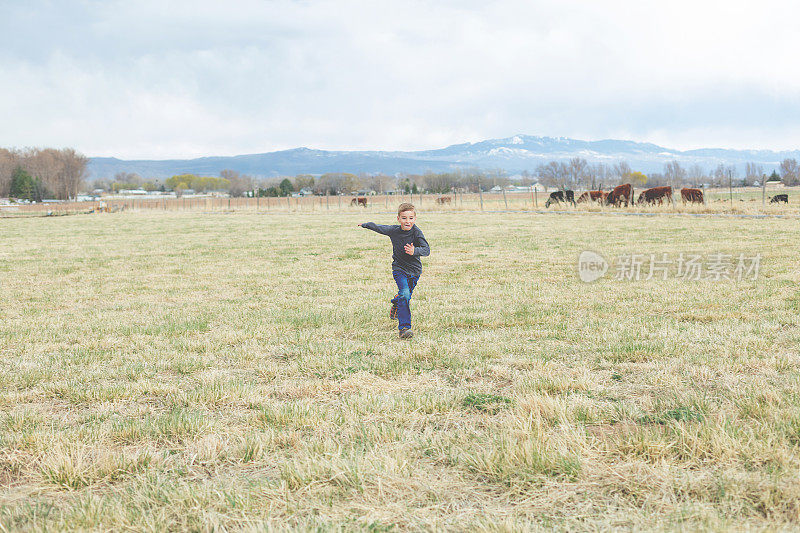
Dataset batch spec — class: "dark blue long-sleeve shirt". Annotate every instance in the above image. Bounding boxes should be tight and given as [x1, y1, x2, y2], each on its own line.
[361, 222, 430, 276]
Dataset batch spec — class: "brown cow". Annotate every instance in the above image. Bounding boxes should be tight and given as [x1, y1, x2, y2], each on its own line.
[637, 186, 674, 206]
[350, 196, 368, 207]
[577, 190, 608, 203]
[436, 196, 452, 205]
[605, 184, 632, 207]
[680, 188, 704, 204]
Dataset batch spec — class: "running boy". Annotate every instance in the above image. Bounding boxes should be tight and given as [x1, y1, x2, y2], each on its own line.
[358, 203, 430, 338]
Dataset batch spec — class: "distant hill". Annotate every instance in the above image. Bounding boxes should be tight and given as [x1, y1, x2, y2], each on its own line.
[88, 135, 800, 179]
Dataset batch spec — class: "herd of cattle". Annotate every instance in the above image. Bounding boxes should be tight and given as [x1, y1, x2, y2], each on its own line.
[544, 185, 789, 208]
[346, 188, 790, 208]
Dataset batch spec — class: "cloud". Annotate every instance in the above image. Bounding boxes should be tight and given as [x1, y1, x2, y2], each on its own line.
[1, 0, 800, 158]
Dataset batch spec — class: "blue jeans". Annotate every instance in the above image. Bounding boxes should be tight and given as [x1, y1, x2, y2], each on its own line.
[392, 270, 420, 330]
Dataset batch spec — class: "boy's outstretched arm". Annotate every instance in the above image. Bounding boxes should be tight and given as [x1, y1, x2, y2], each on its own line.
[358, 222, 393, 235]
[414, 232, 430, 257]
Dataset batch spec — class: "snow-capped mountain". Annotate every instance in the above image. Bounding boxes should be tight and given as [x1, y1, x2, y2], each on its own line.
[88, 135, 800, 179]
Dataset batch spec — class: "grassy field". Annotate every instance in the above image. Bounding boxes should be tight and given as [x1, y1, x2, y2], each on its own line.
[1, 210, 799, 531]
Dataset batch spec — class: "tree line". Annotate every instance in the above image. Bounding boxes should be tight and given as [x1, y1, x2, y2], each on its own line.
[531, 158, 798, 190]
[0, 148, 89, 200]
[6, 149, 799, 202]
[80, 158, 800, 200]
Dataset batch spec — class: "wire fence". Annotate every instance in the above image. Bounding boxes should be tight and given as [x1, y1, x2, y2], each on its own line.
[1, 188, 795, 216]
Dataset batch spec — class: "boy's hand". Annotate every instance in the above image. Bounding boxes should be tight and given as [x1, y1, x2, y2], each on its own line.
[404, 243, 414, 255]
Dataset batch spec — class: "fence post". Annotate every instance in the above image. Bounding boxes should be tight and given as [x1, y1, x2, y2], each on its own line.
[502, 188, 508, 210]
[478, 187, 483, 211]
[728, 170, 733, 208]
[326, 191, 329, 210]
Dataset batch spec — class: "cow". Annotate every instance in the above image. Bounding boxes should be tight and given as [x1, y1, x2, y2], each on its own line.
[637, 186, 674, 206]
[770, 194, 789, 204]
[605, 184, 632, 207]
[436, 196, 452, 205]
[577, 190, 608, 203]
[350, 196, 368, 207]
[680, 188, 704, 204]
[544, 189, 576, 208]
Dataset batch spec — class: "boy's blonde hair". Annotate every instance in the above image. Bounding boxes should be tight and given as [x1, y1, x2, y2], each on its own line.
[397, 202, 416, 215]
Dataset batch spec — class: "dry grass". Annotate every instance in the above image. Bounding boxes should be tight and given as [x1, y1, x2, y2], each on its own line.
[1, 210, 799, 531]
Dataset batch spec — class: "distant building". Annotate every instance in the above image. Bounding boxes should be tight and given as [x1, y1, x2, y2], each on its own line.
[506, 184, 546, 192]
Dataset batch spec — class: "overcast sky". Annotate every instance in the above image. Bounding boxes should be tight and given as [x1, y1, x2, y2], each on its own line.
[2, 0, 800, 159]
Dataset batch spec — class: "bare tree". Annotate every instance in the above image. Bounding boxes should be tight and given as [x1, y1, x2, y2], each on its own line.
[780, 158, 799, 186]
[663, 160, 687, 188]
[21, 148, 60, 197]
[744, 162, 763, 186]
[712, 164, 737, 189]
[612, 161, 632, 184]
[587, 163, 610, 190]
[566, 157, 588, 189]
[293, 174, 315, 190]
[0, 148, 17, 197]
[645, 172, 668, 187]
[688, 164, 706, 188]
[114, 171, 143, 187]
[536, 161, 568, 189]
[420, 172, 458, 194]
[315, 172, 360, 195]
[221, 169, 253, 197]
[57, 148, 89, 200]
[367, 174, 396, 194]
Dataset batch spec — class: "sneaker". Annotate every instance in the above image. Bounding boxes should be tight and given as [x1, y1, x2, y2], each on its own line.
[389, 303, 397, 320]
[399, 327, 413, 339]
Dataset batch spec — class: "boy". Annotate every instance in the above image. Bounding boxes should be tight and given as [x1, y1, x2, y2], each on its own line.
[358, 203, 430, 338]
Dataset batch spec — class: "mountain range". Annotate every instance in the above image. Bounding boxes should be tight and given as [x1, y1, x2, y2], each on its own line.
[88, 135, 800, 179]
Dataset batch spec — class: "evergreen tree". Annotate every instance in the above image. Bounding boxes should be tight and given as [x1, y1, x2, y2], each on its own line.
[279, 178, 294, 196]
[9, 167, 36, 201]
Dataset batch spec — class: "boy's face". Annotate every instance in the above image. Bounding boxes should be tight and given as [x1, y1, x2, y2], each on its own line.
[397, 210, 416, 230]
